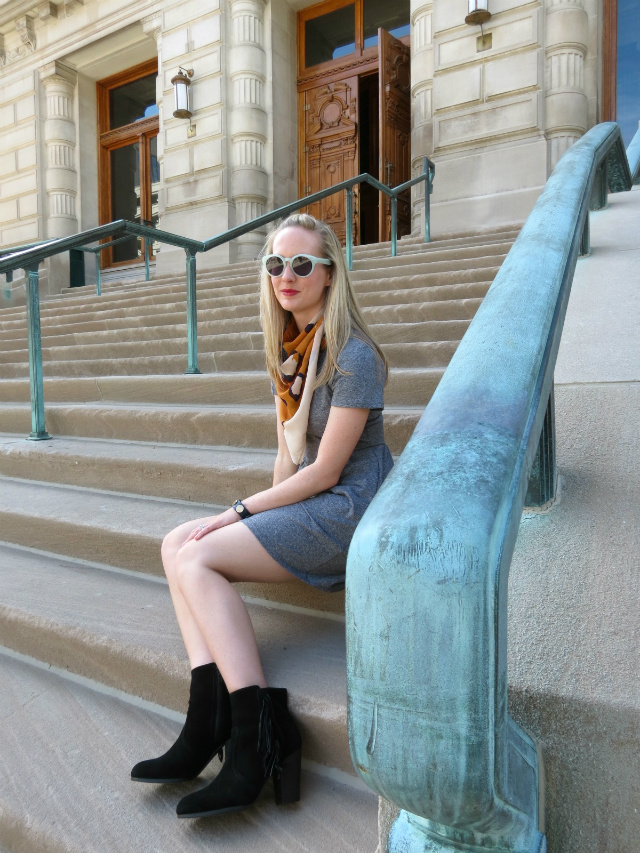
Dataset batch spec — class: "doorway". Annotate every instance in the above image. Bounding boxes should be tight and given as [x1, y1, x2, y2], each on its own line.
[297, 0, 410, 246]
[97, 59, 159, 268]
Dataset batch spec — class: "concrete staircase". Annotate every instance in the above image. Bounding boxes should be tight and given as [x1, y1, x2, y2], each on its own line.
[0, 228, 516, 852]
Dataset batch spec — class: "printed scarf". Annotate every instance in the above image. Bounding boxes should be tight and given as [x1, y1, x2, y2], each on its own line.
[276, 317, 326, 465]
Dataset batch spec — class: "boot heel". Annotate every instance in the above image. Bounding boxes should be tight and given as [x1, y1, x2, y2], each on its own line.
[273, 747, 301, 805]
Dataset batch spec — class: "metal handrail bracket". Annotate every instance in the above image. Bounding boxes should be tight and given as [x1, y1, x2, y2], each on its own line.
[345, 122, 633, 853]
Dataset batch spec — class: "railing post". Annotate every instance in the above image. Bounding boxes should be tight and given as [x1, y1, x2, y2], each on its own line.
[95, 253, 101, 296]
[391, 196, 398, 257]
[579, 212, 590, 256]
[144, 237, 150, 281]
[525, 385, 556, 508]
[24, 264, 50, 440]
[185, 248, 201, 374]
[424, 157, 432, 244]
[346, 188, 354, 271]
[590, 158, 608, 211]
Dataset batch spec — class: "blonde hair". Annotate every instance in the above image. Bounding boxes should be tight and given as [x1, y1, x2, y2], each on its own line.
[259, 213, 388, 389]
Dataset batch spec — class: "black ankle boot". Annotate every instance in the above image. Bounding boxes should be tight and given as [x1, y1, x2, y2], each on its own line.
[176, 685, 302, 817]
[131, 662, 231, 783]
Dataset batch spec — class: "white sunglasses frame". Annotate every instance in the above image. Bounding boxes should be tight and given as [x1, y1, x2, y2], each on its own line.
[262, 253, 332, 278]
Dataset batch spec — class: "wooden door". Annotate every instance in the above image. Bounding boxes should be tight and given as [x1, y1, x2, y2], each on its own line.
[299, 77, 359, 246]
[378, 29, 411, 242]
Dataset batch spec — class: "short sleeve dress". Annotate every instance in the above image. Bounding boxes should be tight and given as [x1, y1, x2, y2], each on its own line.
[241, 335, 393, 592]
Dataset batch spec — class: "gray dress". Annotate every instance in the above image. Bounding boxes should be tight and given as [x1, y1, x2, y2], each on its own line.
[242, 336, 393, 592]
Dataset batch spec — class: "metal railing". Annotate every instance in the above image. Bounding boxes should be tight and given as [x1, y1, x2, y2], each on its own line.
[0, 160, 434, 441]
[345, 121, 638, 853]
[0, 233, 153, 295]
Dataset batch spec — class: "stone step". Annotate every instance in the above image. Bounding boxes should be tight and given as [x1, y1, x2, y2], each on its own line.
[1, 253, 502, 328]
[0, 320, 470, 363]
[0, 290, 483, 347]
[0, 367, 443, 408]
[0, 650, 376, 853]
[0, 432, 276, 504]
[0, 317, 470, 357]
[0, 338, 457, 378]
[0, 541, 355, 775]
[2, 268, 491, 332]
[0, 397, 420, 453]
[2, 269, 488, 335]
[0, 476, 344, 614]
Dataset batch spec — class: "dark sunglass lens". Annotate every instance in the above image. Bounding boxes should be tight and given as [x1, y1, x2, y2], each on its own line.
[265, 256, 285, 276]
[291, 256, 313, 276]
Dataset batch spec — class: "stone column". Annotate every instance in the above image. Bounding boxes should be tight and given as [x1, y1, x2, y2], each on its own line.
[545, 0, 588, 170]
[39, 60, 78, 292]
[142, 13, 164, 231]
[410, 2, 434, 235]
[40, 60, 78, 239]
[229, 0, 268, 259]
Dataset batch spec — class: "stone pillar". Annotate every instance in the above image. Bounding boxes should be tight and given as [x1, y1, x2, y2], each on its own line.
[142, 13, 164, 229]
[545, 0, 588, 170]
[410, 1, 434, 235]
[229, 0, 268, 259]
[40, 60, 78, 239]
[39, 60, 78, 292]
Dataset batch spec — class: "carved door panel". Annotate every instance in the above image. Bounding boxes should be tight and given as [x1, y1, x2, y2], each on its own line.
[300, 77, 359, 246]
[378, 29, 411, 242]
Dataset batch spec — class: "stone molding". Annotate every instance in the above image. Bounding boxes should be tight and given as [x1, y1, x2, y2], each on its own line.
[0, 14, 37, 66]
[39, 60, 79, 236]
[544, 0, 588, 169]
[229, 0, 268, 257]
[232, 74, 265, 108]
[141, 12, 162, 45]
[411, 1, 434, 234]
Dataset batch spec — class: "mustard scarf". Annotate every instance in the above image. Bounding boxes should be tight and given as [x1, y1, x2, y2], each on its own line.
[276, 317, 326, 465]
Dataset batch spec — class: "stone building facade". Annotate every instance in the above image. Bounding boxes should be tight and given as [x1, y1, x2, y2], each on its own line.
[0, 0, 621, 297]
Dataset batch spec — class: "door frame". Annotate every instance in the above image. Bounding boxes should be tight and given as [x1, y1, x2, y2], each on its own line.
[96, 58, 159, 268]
[296, 0, 410, 244]
[602, 0, 617, 122]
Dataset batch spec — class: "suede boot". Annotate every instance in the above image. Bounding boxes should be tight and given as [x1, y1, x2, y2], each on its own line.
[131, 662, 231, 783]
[176, 685, 302, 817]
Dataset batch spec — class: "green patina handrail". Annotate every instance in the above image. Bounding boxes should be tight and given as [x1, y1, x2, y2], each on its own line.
[0, 162, 434, 440]
[345, 121, 636, 853]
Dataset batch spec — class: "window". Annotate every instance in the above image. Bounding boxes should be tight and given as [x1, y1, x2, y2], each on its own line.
[97, 59, 159, 267]
[299, 0, 410, 72]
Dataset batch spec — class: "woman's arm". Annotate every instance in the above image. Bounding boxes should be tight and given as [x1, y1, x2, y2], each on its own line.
[273, 399, 299, 486]
[185, 403, 369, 543]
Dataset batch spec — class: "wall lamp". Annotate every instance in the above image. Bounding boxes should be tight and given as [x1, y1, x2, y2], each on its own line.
[171, 67, 196, 136]
[465, 1, 491, 25]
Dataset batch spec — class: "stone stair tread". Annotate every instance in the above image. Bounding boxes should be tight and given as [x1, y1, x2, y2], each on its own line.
[0, 474, 216, 540]
[0, 652, 376, 853]
[0, 476, 347, 613]
[0, 542, 351, 764]
[0, 432, 275, 502]
[0, 368, 442, 407]
[0, 402, 423, 456]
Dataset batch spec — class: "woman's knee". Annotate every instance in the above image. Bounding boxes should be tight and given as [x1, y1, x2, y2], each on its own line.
[161, 527, 186, 579]
[174, 542, 220, 592]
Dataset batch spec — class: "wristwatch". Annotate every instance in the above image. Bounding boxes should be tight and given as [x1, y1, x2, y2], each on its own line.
[232, 499, 252, 519]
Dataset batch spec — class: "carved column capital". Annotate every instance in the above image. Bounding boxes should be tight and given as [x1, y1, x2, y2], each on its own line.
[40, 59, 78, 89]
[141, 13, 162, 44]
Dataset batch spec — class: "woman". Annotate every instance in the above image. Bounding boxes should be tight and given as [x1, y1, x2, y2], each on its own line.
[131, 214, 393, 818]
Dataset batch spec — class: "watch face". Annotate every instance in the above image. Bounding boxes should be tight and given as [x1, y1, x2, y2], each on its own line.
[235, 503, 244, 514]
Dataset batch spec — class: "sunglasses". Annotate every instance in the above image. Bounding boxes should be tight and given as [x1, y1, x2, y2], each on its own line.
[262, 253, 332, 278]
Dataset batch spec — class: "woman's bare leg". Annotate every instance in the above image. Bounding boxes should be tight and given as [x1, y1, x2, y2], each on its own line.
[161, 518, 219, 669]
[173, 522, 293, 692]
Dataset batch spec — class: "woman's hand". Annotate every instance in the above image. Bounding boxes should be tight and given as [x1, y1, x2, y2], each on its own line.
[180, 508, 239, 547]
